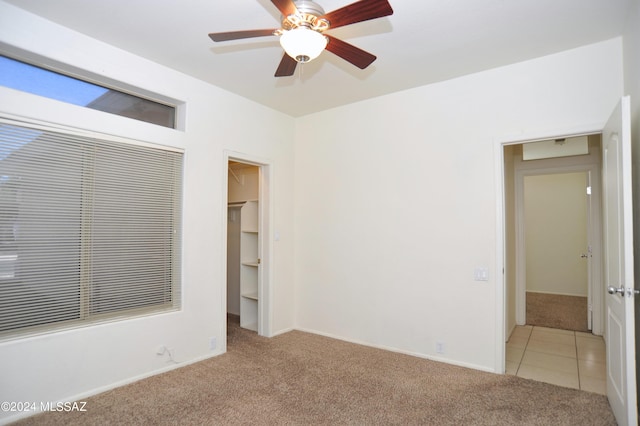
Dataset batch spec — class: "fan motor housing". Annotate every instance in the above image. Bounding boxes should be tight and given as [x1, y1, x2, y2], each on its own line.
[293, 0, 326, 17]
[282, 1, 329, 32]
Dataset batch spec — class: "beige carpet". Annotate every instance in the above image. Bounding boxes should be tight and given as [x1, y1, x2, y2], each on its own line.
[526, 291, 589, 332]
[15, 315, 615, 425]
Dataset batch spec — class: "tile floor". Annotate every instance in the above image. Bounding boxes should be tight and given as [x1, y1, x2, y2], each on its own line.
[506, 325, 606, 394]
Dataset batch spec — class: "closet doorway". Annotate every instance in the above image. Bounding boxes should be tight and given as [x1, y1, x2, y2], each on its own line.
[225, 155, 271, 337]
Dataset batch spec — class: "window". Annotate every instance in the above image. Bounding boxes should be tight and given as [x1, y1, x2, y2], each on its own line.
[0, 55, 176, 129]
[0, 120, 183, 339]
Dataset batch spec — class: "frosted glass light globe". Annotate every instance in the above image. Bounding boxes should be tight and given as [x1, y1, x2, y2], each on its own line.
[280, 27, 327, 63]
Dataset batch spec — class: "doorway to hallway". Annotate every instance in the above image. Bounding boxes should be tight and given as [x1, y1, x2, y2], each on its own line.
[502, 136, 606, 401]
[504, 135, 604, 336]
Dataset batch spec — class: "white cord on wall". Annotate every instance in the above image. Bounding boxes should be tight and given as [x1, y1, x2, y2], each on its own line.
[156, 345, 179, 364]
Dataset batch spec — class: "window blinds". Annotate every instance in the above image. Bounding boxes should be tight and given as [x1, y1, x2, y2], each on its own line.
[0, 121, 183, 339]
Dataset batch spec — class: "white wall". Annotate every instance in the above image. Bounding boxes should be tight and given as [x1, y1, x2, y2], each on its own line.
[0, 2, 295, 423]
[626, 0, 640, 185]
[524, 172, 588, 297]
[294, 38, 623, 371]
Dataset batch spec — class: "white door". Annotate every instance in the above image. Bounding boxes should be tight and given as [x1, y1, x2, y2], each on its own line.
[602, 96, 637, 426]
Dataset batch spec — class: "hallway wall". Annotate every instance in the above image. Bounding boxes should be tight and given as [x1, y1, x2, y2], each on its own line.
[524, 172, 588, 297]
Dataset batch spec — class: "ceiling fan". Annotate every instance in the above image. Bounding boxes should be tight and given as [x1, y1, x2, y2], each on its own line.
[208, 0, 394, 77]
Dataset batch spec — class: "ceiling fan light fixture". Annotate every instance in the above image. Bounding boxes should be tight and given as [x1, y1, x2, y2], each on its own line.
[280, 27, 327, 63]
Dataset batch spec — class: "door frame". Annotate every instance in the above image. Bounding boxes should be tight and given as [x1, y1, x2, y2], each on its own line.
[494, 122, 604, 373]
[513, 153, 603, 335]
[223, 150, 273, 343]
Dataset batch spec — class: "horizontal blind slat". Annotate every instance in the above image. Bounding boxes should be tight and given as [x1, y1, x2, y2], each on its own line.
[0, 121, 182, 339]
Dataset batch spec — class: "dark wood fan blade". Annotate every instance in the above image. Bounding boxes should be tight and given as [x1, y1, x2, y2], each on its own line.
[323, 0, 393, 29]
[209, 29, 277, 42]
[325, 35, 376, 69]
[271, 0, 298, 17]
[275, 53, 298, 77]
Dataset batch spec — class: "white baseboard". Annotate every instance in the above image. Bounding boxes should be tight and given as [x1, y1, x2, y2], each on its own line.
[526, 290, 588, 298]
[293, 326, 496, 374]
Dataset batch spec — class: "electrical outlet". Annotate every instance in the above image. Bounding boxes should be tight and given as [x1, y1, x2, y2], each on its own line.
[436, 341, 445, 354]
[210, 337, 217, 350]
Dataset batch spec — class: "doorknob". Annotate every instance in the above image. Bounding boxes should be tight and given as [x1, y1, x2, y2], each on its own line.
[607, 285, 640, 297]
[580, 253, 589, 258]
[607, 285, 625, 296]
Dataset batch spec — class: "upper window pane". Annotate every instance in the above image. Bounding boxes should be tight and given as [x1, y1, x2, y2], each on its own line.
[0, 55, 176, 129]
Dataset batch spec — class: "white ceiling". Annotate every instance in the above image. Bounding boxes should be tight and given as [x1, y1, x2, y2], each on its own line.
[3, 0, 631, 117]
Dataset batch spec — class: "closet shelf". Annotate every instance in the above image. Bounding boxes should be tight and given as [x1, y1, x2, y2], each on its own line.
[242, 292, 258, 301]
